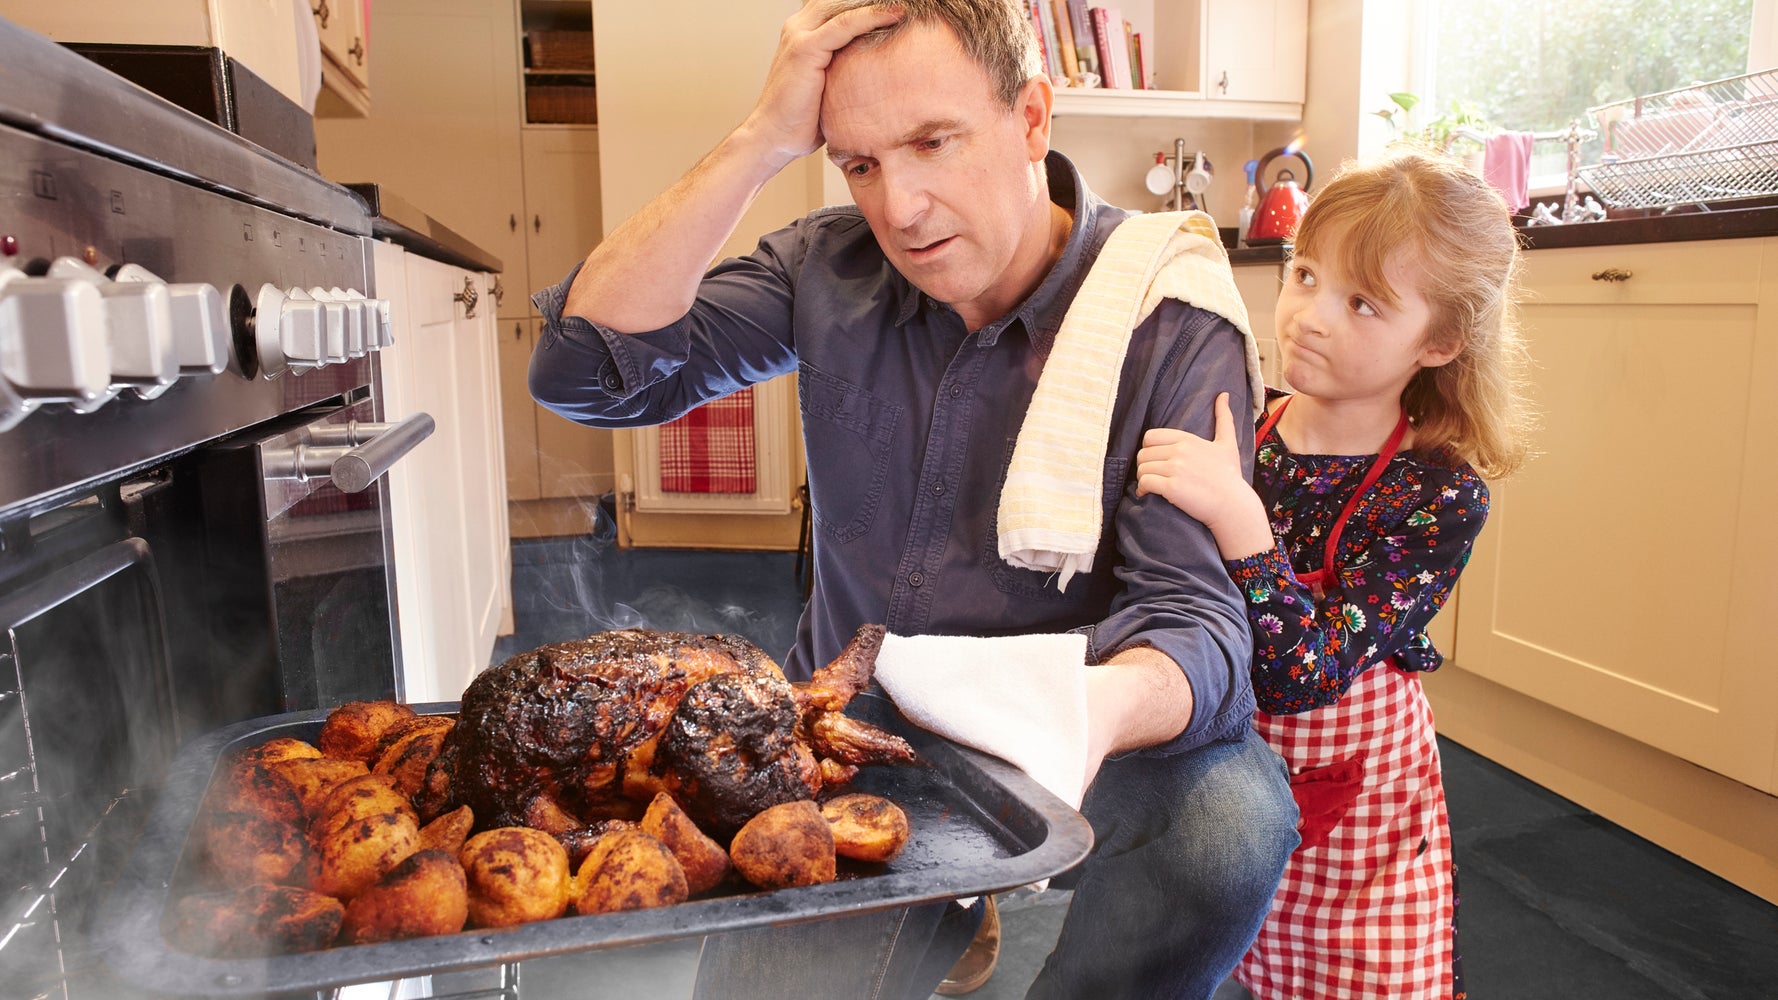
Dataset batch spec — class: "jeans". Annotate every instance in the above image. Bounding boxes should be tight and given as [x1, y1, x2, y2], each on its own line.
[692, 726, 1296, 999]
[1028, 725, 1298, 999]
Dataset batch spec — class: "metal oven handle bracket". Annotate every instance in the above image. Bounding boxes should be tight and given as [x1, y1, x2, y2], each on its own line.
[264, 411, 436, 493]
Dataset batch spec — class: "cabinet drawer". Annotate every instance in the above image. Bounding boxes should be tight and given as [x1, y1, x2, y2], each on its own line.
[1520, 238, 1765, 306]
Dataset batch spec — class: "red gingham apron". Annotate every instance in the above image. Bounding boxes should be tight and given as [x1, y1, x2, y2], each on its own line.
[1235, 398, 1457, 999]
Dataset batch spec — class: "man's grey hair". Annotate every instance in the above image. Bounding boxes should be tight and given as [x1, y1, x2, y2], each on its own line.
[828, 0, 1044, 109]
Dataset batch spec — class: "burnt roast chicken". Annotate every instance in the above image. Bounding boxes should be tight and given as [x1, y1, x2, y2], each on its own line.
[416, 624, 917, 840]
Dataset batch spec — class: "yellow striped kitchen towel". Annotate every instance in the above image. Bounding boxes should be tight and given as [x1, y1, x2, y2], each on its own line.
[997, 210, 1263, 590]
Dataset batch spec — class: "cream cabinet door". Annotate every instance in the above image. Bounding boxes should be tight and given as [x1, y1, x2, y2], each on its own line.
[1454, 238, 1778, 792]
[377, 245, 512, 701]
[519, 127, 603, 315]
[312, 0, 368, 89]
[1203, 0, 1307, 104]
[498, 318, 542, 502]
[314, 0, 528, 317]
[1232, 260, 1285, 389]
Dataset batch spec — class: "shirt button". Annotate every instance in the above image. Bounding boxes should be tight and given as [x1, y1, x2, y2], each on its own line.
[908, 571, 925, 588]
[932, 483, 945, 496]
[949, 384, 963, 398]
[600, 369, 622, 391]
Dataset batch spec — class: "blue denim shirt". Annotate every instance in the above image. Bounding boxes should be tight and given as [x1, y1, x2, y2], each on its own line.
[530, 152, 1257, 753]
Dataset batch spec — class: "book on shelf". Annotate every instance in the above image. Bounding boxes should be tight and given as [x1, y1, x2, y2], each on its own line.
[1026, 1, 1057, 82]
[1065, 0, 1099, 80]
[1037, 0, 1067, 82]
[1127, 22, 1147, 90]
[1049, 0, 1080, 84]
[1090, 6, 1131, 89]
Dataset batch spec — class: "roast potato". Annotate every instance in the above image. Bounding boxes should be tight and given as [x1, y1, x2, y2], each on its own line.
[312, 774, 417, 841]
[820, 793, 911, 863]
[339, 849, 470, 944]
[459, 827, 570, 927]
[199, 811, 314, 886]
[312, 810, 420, 899]
[270, 756, 370, 820]
[572, 829, 688, 915]
[557, 818, 640, 868]
[205, 761, 305, 827]
[640, 792, 730, 895]
[416, 804, 476, 856]
[729, 799, 836, 890]
[372, 724, 451, 799]
[167, 884, 343, 957]
[237, 737, 323, 767]
[318, 700, 416, 763]
[369, 715, 454, 760]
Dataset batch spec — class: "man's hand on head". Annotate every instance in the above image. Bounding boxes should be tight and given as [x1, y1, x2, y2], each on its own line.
[741, 2, 906, 169]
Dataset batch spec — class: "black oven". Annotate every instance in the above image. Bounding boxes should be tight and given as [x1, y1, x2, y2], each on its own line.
[0, 19, 428, 999]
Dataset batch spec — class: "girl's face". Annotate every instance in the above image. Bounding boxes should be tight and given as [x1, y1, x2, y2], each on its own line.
[1273, 240, 1458, 404]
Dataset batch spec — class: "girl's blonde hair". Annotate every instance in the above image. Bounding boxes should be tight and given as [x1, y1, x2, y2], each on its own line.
[1292, 144, 1535, 479]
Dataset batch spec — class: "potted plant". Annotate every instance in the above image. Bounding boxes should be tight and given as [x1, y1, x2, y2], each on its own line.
[1375, 92, 1491, 168]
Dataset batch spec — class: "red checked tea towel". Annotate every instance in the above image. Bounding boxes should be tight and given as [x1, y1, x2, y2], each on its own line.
[659, 387, 757, 494]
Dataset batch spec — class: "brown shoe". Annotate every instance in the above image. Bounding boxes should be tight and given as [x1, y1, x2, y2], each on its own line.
[935, 895, 1000, 996]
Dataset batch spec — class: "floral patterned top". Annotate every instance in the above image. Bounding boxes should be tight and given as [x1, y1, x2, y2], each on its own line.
[1225, 395, 1491, 716]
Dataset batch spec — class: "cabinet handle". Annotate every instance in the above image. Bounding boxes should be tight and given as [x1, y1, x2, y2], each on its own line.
[533, 215, 542, 234]
[491, 276, 505, 305]
[509, 213, 518, 232]
[1217, 70, 1229, 95]
[513, 322, 524, 340]
[311, 0, 329, 29]
[1590, 268, 1634, 282]
[349, 37, 364, 65]
[453, 276, 480, 318]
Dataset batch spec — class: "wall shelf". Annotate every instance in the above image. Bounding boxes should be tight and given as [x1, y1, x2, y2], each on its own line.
[1051, 87, 1299, 122]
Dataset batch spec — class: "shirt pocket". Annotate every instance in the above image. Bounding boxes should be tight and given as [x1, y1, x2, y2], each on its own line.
[983, 437, 1129, 602]
[799, 362, 902, 543]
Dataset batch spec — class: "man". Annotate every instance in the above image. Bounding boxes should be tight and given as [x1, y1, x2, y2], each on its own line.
[530, 2, 1297, 996]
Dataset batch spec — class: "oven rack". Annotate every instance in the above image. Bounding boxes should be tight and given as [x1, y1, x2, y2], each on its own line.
[1581, 67, 1778, 209]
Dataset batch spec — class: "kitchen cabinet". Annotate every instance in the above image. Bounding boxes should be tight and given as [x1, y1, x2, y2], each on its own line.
[519, 127, 603, 314]
[311, 0, 370, 117]
[1445, 237, 1778, 793]
[1050, 0, 1306, 121]
[371, 240, 514, 702]
[1417, 234, 1778, 904]
[1231, 258, 1285, 388]
[498, 317, 616, 539]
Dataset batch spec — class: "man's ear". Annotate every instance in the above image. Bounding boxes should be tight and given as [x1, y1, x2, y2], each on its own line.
[1018, 74, 1054, 162]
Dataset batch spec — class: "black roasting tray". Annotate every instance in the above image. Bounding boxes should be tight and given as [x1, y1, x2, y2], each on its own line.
[99, 693, 1094, 996]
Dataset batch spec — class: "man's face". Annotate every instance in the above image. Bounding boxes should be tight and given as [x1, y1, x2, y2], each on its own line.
[821, 21, 1051, 330]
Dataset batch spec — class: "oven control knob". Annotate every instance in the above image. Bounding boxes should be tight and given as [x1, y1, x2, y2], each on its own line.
[254, 283, 325, 377]
[49, 256, 178, 399]
[369, 296, 394, 348]
[0, 263, 113, 412]
[302, 286, 348, 364]
[328, 287, 371, 358]
[309, 286, 365, 361]
[113, 263, 228, 376]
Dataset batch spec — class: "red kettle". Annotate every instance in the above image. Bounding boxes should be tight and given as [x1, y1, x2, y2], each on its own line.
[1245, 143, 1314, 246]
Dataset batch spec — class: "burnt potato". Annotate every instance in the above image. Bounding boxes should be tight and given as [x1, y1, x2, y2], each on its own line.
[237, 737, 323, 767]
[372, 722, 452, 799]
[205, 760, 305, 827]
[313, 810, 421, 900]
[199, 811, 314, 886]
[339, 849, 470, 944]
[572, 829, 688, 915]
[318, 700, 416, 763]
[820, 793, 911, 863]
[556, 818, 640, 869]
[729, 799, 836, 890]
[416, 804, 476, 856]
[459, 827, 571, 928]
[270, 757, 370, 821]
[312, 774, 416, 841]
[640, 792, 730, 895]
[370, 715, 455, 760]
[167, 884, 344, 957]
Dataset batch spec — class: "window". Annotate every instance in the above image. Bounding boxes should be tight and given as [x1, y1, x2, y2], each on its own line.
[1414, 0, 1763, 188]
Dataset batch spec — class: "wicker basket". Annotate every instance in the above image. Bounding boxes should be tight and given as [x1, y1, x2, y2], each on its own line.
[527, 30, 594, 70]
[525, 83, 598, 125]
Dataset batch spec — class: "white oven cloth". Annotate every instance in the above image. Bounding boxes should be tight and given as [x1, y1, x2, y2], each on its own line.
[873, 631, 1090, 812]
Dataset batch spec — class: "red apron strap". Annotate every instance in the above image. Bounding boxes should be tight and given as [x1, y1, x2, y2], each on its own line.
[1260, 396, 1410, 597]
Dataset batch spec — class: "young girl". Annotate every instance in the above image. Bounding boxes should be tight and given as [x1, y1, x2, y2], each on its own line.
[1135, 147, 1533, 999]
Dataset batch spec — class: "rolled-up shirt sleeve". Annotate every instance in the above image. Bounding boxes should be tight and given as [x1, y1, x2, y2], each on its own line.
[528, 221, 808, 427]
[1089, 304, 1259, 756]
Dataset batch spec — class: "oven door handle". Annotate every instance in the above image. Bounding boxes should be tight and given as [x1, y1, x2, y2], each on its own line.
[264, 411, 435, 493]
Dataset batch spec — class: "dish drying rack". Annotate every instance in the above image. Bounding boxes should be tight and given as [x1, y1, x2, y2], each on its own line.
[1579, 67, 1778, 210]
